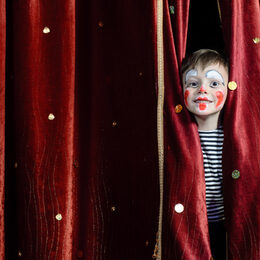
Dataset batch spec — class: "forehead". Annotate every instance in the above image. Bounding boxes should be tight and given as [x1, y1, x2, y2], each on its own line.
[183, 63, 228, 80]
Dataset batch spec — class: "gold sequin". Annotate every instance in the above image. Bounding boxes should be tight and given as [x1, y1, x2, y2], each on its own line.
[228, 81, 237, 91]
[169, 5, 175, 14]
[43, 27, 50, 34]
[14, 162, 18, 168]
[253, 37, 260, 44]
[111, 206, 116, 212]
[55, 213, 62, 221]
[175, 104, 183, 113]
[139, 72, 143, 76]
[112, 121, 117, 127]
[232, 170, 240, 179]
[98, 21, 104, 28]
[18, 251, 22, 257]
[145, 241, 149, 246]
[48, 113, 55, 120]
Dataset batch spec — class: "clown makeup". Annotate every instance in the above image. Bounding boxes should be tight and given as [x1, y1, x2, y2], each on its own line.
[184, 90, 189, 106]
[182, 61, 228, 130]
[185, 69, 198, 83]
[216, 90, 224, 108]
[183, 64, 228, 116]
[198, 103, 208, 112]
[205, 70, 225, 85]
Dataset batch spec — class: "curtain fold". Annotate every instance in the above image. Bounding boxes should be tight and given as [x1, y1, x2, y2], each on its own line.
[4, 1, 159, 259]
[219, 0, 260, 259]
[162, 0, 260, 259]
[163, 0, 212, 258]
[9, 1, 77, 259]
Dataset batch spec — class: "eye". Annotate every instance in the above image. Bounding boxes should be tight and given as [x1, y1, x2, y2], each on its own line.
[210, 81, 220, 88]
[187, 81, 199, 88]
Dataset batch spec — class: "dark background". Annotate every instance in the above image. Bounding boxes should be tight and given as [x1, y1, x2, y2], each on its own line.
[186, 0, 225, 55]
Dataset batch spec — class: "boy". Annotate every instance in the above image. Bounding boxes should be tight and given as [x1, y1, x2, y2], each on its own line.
[181, 49, 229, 259]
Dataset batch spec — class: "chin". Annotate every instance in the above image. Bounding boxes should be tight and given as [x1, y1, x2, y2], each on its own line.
[193, 110, 221, 118]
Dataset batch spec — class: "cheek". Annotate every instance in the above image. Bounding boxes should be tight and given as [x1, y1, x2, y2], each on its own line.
[216, 91, 224, 107]
[184, 90, 190, 106]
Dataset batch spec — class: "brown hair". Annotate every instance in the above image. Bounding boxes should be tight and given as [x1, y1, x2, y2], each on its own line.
[181, 49, 229, 75]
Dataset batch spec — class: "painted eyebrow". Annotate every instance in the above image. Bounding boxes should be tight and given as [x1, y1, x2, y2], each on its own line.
[205, 70, 224, 85]
[185, 69, 198, 83]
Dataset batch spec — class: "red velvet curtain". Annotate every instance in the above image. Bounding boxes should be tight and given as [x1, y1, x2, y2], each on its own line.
[163, 0, 212, 258]
[220, 0, 260, 259]
[1, 0, 260, 259]
[3, 1, 159, 259]
[163, 0, 260, 259]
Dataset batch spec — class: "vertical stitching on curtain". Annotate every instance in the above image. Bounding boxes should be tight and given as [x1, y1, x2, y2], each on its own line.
[156, 0, 165, 259]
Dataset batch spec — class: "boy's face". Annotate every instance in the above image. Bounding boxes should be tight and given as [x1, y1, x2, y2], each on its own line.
[182, 63, 228, 118]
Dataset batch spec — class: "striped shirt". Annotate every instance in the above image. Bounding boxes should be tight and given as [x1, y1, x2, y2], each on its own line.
[198, 126, 225, 222]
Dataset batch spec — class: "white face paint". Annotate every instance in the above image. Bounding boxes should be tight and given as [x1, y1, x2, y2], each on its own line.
[185, 69, 198, 83]
[205, 70, 224, 85]
[183, 64, 229, 122]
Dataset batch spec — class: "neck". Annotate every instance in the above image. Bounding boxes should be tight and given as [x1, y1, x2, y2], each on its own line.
[194, 112, 221, 131]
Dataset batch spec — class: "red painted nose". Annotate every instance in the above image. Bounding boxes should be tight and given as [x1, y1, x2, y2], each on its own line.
[199, 85, 206, 92]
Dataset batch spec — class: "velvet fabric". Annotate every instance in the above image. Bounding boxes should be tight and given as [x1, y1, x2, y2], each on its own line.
[219, 0, 260, 259]
[1, 0, 260, 260]
[163, 0, 260, 259]
[4, 1, 159, 259]
[163, 0, 212, 258]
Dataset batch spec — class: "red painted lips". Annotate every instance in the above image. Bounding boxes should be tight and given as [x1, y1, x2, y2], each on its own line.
[196, 97, 210, 101]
